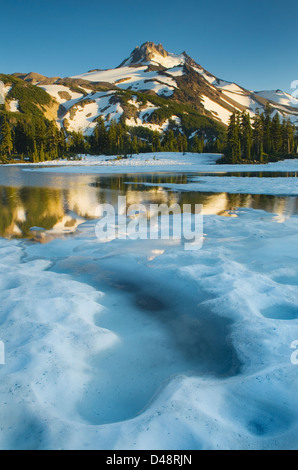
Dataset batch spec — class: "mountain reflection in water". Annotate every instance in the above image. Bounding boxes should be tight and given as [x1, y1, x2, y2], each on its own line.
[0, 171, 297, 240]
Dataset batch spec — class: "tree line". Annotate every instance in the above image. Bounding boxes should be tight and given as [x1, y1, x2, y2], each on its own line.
[0, 107, 297, 164]
[0, 115, 223, 163]
[64, 118, 223, 156]
[222, 107, 297, 164]
[0, 117, 67, 163]
[88, 117, 214, 156]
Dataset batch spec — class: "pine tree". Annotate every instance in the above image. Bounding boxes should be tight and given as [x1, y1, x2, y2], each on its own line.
[214, 138, 223, 153]
[131, 136, 139, 155]
[191, 134, 200, 153]
[252, 112, 264, 161]
[271, 113, 283, 153]
[152, 131, 162, 152]
[191, 134, 205, 153]
[69, 130, 87, 155]
[0, 118, 13, 157]
[91, 122, 100, 154]
[35, 120, 47, 152]
[182, 133, 188, 153]
[281, 119, 295, 154]
[107, 120, 117, 155]
[39, 144, 45, 162]
[58, 129, 67, 158]
[98, 117, 108, 154]
[263, 113, 273, 155]
[46, 121, 59, 160]
[116, 122, 124, 154]
[14, 119, 28, 155]
[122, 133, 132, 156]
[226, 112, 241, 163]
[240, 112, 253, 161]
[32, 140, 39, 163]
[177, 133, 185, 153]
[163, 130, 178, 152]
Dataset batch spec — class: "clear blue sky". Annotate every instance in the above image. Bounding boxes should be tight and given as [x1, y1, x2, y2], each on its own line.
[1, 0, 297, 93]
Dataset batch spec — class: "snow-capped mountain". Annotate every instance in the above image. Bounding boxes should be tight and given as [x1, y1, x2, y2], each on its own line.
[6, 42, 298, 135]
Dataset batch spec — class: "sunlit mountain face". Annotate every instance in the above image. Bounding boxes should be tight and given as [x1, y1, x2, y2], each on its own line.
[3, 42, 297, 140]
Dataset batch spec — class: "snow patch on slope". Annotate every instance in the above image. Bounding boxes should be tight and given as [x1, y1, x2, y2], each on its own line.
[201, 95, 232, 125]
[256, 90, 298, 108]
[150, 52, 185, 68]
[72, 66, 177, 97]
[9, 100, 19, 113]
[38, 85, 84, 104]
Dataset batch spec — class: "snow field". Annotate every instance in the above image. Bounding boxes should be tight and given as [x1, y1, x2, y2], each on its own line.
[149, 175, 298, 196]
[14, 153, 298, 179]
[0, 238, 118, 449]
[0, 156, 298, 449]
[8, 100, 19, 113]
[72, 66, 177, 97]
[38, 85, 85, 105]
[0, 206, 298, 449]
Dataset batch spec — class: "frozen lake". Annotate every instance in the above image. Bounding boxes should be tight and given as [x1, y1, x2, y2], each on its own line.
[0, 155, 298, 449]
[1, 168, 298, 239]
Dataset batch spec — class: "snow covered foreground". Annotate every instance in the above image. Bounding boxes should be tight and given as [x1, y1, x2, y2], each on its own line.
[0, 215, 298, 449]
[0, 155, 298, 450]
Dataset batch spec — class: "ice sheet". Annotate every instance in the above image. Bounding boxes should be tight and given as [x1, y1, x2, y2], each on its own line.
[0, 158, 298, 449]
[145, 175, 298, 196]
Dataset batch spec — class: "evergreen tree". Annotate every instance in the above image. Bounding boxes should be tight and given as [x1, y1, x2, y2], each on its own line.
[115, 122, 124, 154]
[281, 119, 295, 154]
[271, 113, 283, 153]
[163, 130, 178, 152]
[98, 117, 108, 154]
[191, 134, 204, 153]
[226, 112, 241, 163]
[0, 118, 13, 156]
[252, 112, 264, 161]
[263, 113, 273, 155]
[182, 133, 188, 153]
[35, 120, 47, 152]
[39, 144, 45, 162]
[192, 134, 200, 153]
[32, 140, 39, 163]
[214, 138, 223, 153]
[240, 112, 253, 161]
[131, 135, 139, 155]
[107, 120, 117, 155]
[14, 119, 28, 155]
[91, 121, 100, 154]
[152, 131, 162, 152]
[177, 133, 188, 153]
[46, 121, 59, 159]
[58, 128, 67, 158]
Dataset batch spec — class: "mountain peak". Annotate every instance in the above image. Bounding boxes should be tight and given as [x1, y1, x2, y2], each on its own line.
[118, 42, 185, 68]
[136, 42, 169, 60]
